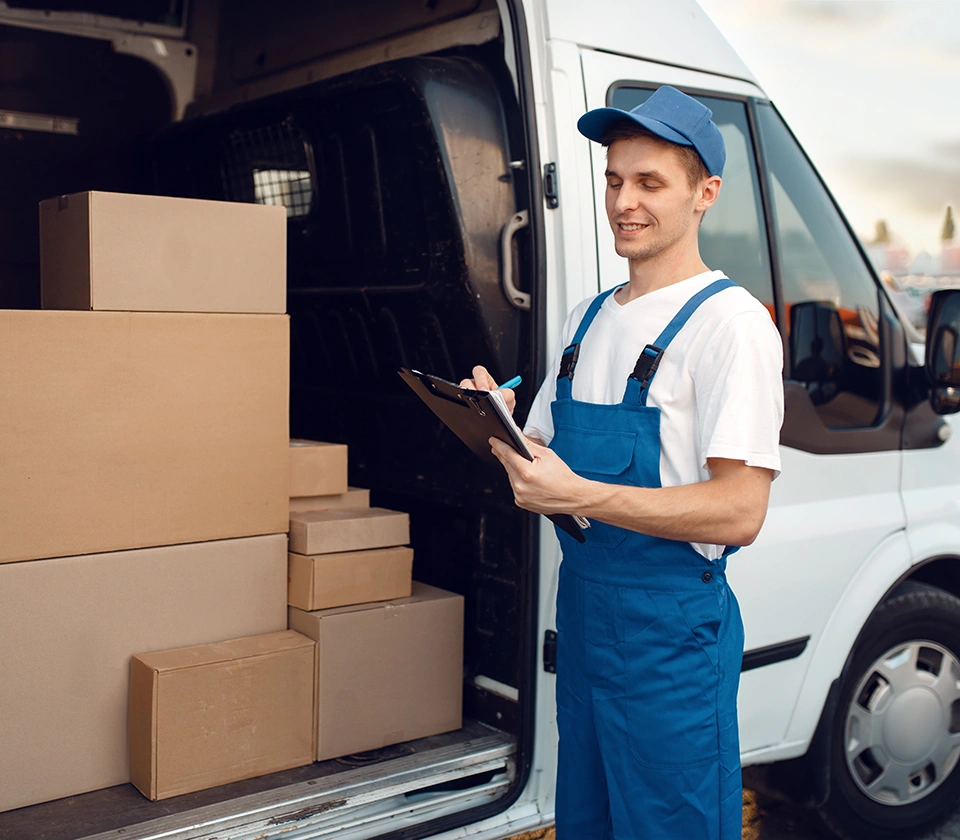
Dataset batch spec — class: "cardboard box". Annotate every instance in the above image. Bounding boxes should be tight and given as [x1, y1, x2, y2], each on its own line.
[288, 507, 409, 556]
[289, 486, 370, 514]
[0, 534, 287, 813]
[289, 440, 349, 498]
[288, 582, 463, 761]
[130, 631, 316, 800]
[40, 191, 286, 314]
[287, 547, 413, 611]
[0, 310, 289, 564]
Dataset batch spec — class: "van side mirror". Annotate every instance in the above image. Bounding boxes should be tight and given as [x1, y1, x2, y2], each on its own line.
[925, 288, 960, 414]
[790, 301, 846, 405]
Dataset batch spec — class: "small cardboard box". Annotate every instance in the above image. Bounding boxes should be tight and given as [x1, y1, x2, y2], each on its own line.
[288, 582, 463, 761]
[289, 440, 349, 498]
[40, 191, 286, 314]
[287, 547, 413, 611]
[130, 631, 316, 801]
[0, 310, 289, 564]
[288, 507, 409, 556]
[289, 487, 370, 514]
[0, 534, 287, 814]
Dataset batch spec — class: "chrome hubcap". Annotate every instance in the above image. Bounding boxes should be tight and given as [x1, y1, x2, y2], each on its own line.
[844, 641, 960, 805]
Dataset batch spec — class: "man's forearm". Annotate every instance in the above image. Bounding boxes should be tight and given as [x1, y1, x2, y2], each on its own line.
[573, 469, 769, 547]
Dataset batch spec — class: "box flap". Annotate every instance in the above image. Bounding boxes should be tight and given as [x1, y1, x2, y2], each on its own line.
[134, 631, 313, 673]
[289, 506, 403, 526]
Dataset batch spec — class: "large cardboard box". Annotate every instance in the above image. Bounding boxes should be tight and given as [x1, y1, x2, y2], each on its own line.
[0, 310, 289, 564]
[40, 191, 286, 314]
[288, 582, 463, 761]
[288, 507, 409, 556]
[0, 535, 288, 813]
[130, 631, 316, 800]
[289, 486, 370, 515]
[289, 440, 349, 498]
[287, 547, 413, 611]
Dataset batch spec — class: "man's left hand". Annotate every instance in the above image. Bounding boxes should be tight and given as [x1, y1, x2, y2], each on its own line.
[489, 436, 585, 515]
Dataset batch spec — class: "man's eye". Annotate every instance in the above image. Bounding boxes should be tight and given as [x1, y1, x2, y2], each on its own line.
[609, 182, 622, 189]
[642, 182, 661, 190]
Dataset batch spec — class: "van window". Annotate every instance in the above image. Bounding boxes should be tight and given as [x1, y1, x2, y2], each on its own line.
[611, 88, 774, 314]
[754, 102, 883, 429]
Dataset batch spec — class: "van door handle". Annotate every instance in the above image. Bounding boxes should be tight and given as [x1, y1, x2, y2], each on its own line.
[500, 210, 531, 310]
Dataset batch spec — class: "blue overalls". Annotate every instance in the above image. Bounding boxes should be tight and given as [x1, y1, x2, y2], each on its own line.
[549, 279, 745, 840]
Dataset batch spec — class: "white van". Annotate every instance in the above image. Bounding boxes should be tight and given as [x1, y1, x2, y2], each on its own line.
[1, 1, 959, 839]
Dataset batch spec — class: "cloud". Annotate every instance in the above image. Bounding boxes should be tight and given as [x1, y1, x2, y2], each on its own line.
[935, 141, 960, 161]
[781, 0, 894, 25]
[844, 155, 960, 214]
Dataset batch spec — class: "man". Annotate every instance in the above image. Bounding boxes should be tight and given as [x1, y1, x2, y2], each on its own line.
[464, 86, 783, 839]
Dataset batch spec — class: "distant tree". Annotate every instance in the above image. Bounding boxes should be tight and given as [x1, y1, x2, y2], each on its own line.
[942, 206, 955, 242]
[873, 219, 891, 244]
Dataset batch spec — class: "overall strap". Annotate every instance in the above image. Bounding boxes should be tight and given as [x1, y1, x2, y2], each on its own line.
[623, 278, 737, 405]
[556, 286, 620, 400]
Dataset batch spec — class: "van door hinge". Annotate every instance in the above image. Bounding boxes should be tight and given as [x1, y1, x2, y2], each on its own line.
[543, 163, 559, 209]
[543, 629, 557, 673]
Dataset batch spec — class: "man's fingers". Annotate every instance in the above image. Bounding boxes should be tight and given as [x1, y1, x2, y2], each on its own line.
[472, 365, 498, 390]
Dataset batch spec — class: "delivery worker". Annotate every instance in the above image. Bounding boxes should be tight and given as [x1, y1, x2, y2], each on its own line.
[463, 86, 784, 839]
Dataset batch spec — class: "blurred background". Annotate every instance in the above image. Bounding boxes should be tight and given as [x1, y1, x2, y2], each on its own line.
[698, 0, 960, 333]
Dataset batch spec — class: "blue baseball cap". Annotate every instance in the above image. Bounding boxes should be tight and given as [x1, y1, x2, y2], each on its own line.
[577, 85, 726, 177]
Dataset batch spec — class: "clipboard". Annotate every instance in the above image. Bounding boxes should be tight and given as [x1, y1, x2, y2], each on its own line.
[399, 367, 587, 543]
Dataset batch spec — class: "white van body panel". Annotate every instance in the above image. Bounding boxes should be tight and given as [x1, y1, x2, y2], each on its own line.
[538, 38, 600, 355]
[540, 0, 758, 84]
[902, 418, 960, 562]
[777, 529, 913, 751]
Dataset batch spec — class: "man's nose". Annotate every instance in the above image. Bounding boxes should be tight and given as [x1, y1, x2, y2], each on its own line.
[614, 183, 639, 213]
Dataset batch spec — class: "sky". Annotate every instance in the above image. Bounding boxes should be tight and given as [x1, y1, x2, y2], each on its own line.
[696, 0, 960, 256]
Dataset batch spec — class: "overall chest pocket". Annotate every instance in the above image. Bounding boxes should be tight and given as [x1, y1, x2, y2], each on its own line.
[551, 425, 639, 550]
[552, 425, 638, 482]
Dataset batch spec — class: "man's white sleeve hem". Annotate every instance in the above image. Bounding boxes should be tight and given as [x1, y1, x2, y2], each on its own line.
[703, 444, 782, 479]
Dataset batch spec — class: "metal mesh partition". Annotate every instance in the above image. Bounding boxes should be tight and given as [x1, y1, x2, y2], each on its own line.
[220, 117, 314, 218]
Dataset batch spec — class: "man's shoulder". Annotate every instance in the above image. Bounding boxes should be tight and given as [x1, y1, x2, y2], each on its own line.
[704, 281, 776, 327]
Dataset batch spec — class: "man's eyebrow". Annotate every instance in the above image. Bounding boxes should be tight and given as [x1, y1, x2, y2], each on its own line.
[604, 168, 668, 180]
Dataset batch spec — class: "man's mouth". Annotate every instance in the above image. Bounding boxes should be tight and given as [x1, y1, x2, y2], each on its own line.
[618, 222, 648, 232]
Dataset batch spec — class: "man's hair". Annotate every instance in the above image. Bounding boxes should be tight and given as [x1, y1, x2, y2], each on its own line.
[601, 120, 710, 188]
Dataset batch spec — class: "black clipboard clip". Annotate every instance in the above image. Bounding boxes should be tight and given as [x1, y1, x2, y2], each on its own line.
[398, 368, 587, 543]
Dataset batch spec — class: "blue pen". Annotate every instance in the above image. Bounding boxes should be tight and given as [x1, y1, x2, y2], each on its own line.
[498, 375, 522, 390]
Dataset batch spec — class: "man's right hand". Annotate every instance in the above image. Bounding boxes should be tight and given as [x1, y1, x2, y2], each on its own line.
[460, 365, 516, 415]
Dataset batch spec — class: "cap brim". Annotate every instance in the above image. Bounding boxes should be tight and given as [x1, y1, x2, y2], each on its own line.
[577, 107, 693, 147]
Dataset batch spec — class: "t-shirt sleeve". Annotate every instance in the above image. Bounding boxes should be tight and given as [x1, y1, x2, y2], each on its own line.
[695, 308, 784, 478]
[522, 341, 563, 444]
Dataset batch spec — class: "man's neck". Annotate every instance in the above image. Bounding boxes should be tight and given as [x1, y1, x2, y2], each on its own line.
[617, 248, 710, 304]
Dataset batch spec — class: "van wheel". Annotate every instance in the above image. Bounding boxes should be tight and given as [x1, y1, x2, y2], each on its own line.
[817, 583, 960, 840]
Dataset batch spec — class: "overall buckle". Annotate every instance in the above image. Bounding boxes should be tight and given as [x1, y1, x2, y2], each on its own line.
[557, 343, 581, 381]
[630, 344, 664, 389]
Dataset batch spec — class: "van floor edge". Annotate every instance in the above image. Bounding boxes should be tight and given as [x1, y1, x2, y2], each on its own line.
[0, 721, 513, 840]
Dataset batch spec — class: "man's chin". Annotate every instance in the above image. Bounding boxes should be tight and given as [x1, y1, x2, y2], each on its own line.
[615, 242, 653, 260]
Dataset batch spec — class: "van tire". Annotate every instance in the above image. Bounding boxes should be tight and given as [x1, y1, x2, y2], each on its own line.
[816, 583, 960, 840]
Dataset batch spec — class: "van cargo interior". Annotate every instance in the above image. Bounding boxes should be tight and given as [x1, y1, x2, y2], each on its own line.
[0, 0, 539, 837]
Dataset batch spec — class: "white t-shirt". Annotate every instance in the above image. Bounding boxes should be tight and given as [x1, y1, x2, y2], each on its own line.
[523, 270, 784, 560]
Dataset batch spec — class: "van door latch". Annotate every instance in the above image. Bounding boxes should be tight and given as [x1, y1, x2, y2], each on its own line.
[543, 163, 559, 209]
[543, 629, 558, 673]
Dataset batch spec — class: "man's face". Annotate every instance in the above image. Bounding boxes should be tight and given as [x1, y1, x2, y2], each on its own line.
[604, 135, 705, 262]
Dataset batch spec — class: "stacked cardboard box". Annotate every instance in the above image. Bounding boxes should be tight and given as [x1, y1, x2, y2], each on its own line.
[285, 440, 463, 761]
[287, 440, 413, 611]
[129, 631, 316, 800]
[0, 192, 293, 812]
[289, 583, 464, 761]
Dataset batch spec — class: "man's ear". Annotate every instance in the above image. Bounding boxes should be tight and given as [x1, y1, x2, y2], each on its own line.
[696, 175, 722, 212]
